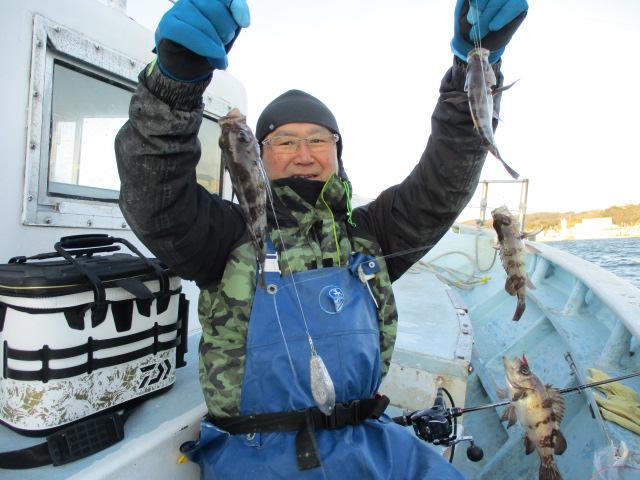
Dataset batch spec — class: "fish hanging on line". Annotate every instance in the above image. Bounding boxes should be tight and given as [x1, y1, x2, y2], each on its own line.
[501, 355, 567, 480]
[219, 109, 336, 415]
[491, 205, 536, 321]
[219, 108, 269, 282]
[448, 47, 519, 179]
[466, 47, 519, 178]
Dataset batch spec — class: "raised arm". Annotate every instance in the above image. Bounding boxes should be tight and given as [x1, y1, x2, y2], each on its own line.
[355, 0, 528, 282]
[115, 0, 250, 287]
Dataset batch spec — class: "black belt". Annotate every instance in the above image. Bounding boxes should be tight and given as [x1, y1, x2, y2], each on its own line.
[207, 395, 390, 470]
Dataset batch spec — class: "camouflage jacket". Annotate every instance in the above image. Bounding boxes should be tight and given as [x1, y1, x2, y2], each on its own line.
[115, 58, 501, 417]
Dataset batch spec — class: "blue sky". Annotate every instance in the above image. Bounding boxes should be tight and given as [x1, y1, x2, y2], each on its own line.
[128, 0, 640, 218]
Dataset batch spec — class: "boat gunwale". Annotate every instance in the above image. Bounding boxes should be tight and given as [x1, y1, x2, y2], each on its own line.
[526, 239, 640, 340]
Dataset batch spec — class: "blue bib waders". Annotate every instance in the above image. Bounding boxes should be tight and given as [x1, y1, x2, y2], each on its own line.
[183, 250, 465, 479]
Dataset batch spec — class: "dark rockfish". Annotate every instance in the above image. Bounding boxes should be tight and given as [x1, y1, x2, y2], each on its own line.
[492, 205, 533, 321]
[465, 47, 519, 179]
[501, 355, 567, 480]
[219, 108, 268, 278]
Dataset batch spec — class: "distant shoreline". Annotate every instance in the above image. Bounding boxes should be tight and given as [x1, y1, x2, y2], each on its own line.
[536, 233, 640, 243]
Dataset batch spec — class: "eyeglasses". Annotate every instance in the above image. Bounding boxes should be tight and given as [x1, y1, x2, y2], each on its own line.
[261, 133, 339, 154]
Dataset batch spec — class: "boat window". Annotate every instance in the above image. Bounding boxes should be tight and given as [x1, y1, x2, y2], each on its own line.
[48, 62, 223, 201]
[24, 15, 227, 229]
[48, 62, 131, 201]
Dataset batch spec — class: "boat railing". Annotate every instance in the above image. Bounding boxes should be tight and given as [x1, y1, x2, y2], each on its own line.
[528, 241, 640, 348]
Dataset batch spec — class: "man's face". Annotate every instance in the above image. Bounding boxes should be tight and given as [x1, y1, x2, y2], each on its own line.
[261, 123, 339, 181]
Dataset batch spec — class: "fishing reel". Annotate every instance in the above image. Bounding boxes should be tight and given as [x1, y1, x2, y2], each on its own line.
[393, 388, 484, 462]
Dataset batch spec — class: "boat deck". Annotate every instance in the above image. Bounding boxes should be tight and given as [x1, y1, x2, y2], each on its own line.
[384, 262, 472, 416]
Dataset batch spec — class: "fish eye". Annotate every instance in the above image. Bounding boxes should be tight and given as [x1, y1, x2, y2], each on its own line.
[519, 365, 530, 375]
[237, 131, 250, 143]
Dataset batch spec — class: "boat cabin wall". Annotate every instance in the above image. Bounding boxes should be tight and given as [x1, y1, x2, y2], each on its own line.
[2, 0, 247, 330]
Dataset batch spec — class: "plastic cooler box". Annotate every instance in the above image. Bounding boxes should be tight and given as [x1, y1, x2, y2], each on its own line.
[0, 234, 188, 435]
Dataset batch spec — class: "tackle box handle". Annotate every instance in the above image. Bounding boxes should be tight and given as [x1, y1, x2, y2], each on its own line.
[8, 235, 120, 263]
[52, 235, 172, 328]
[58, 234, 116, 249]
[9, 246, 120, 263]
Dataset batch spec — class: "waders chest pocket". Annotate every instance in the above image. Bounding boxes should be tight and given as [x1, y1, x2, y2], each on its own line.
[0, 235, 189, 466]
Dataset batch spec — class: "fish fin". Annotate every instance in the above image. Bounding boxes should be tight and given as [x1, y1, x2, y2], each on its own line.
[499, 404, 517, 427]
[539, 456, 563, 480]
[496, 387, 508, 399]
[505, 277, 518, 296]
[443, 93, 468, 105]
[521, 228, 544, 239]
[492, 79, 519, 95]
[545, 386, 565, 422]
[524, 433, 535, 455]
[553, 429, 567, 455]
[513, 293, 526, 321]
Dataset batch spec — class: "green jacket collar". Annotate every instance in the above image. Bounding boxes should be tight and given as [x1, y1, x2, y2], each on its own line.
[267, 174, 350, 232]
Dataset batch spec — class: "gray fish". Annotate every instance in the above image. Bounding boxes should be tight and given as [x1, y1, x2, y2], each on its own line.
[465, 47, 519, 179]
[310, 347, 335, 416]
[219, 108, 269, 280]
[501, 355, 567, 480]
[492, 205, 534, 321]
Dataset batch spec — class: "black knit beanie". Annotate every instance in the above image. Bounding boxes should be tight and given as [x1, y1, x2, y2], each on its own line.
[256, 90, 345, 173]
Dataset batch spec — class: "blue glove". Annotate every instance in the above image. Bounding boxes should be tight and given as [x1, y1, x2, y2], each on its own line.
[451, 0, 527, 64]
[155, 0, 250, 79]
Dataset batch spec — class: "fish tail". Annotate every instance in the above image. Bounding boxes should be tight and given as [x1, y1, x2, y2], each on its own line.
[513, 292, 526, 321]
[487, 141, 502, 161]
[539, 456, 562, 480]
[487, 143, 520, 179]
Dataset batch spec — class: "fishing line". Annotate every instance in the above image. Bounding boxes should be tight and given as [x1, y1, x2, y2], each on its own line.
[270, 294, 318, 414]
[470, 0, 483, 51]
[259, 159, 332, 479]
[264, 181, 320, 353]
[469, 0, 495, 128]
[259, 157, 319, 373]
[272, 236, 494, 293]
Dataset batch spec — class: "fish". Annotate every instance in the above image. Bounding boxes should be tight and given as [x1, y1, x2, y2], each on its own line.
[491, 205, 534, 321]
[218, 108, 269, 281]
[501, 355, 567, 480]
[465, 47, 519, 179]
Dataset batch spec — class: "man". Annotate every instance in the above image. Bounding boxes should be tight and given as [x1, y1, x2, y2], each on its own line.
[115, 0, 528, 478]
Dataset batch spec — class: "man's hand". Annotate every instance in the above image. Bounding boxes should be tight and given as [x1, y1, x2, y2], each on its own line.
[155, 0, 250, 81]
[451, 0, 527, 64]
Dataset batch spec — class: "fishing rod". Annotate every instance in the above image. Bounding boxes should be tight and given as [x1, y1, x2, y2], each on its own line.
[396, 371, 640, 462]
[450, 370, 640, 418]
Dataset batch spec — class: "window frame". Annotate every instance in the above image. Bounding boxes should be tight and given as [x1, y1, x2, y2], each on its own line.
[23, 15, 232, 229]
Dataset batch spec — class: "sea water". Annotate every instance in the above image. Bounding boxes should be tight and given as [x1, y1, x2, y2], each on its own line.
[547, 237, 640, 289]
